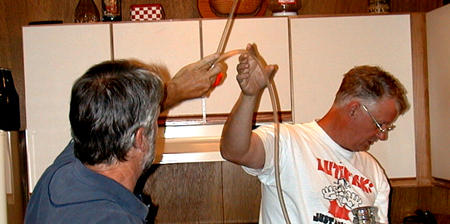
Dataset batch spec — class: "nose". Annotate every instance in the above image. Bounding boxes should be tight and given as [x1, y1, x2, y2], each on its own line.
[377, 131, 388, 141]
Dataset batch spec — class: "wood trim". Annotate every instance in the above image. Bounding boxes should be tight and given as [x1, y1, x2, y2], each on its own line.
[410, 13, 432, 187]
[432, 177, 450, 189]
[389, 177, 418, 187]
[158, 111, 292, 126]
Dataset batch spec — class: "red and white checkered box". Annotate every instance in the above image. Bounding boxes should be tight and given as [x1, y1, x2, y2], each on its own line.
[130, 4, 165, 21]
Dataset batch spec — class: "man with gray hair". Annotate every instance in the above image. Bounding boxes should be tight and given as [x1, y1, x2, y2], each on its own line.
[25, 54, 224, 223]
[220, 44, 409, 223]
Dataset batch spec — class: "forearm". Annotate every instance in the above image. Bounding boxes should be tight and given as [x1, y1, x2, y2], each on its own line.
[220, 93, 262, 167]
[161, 80, 179, 112]
[161, 53, 223, 112]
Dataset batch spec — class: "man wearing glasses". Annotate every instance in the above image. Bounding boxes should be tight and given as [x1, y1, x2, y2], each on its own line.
[220, 44, 409, 224]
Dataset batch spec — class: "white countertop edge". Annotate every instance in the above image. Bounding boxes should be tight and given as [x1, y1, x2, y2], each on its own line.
[157, 151, 225, 164]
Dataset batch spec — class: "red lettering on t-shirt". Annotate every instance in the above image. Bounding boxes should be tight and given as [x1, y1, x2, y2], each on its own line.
[317, 158, 375, 193]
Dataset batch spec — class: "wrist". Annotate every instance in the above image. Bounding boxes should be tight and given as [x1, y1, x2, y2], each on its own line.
[240, 92, 263, 105]
[163, 81, 179, 111]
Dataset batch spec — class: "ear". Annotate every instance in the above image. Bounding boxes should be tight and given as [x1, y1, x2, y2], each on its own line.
[346, 101, 360, 118]
[133, 127, 147, 153]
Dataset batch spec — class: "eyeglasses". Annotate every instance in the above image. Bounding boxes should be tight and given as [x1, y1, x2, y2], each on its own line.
[361, 104, 395, 133]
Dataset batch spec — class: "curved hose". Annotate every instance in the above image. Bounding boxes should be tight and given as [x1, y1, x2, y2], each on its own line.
[267, 81, 291, 224]
[214, 49, 291, 224]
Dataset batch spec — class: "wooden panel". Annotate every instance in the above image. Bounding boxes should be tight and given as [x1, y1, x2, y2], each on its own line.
[113, 21, 203, 117]
[419, 185, 450, 223]
[6, 131, 26, 224]
[389, 186, 450, 223]
[222, 161, 260, 223]
[298, 0, 443, 15]
[290, 15, 416, 178]
[410, 13, 433, 186]
[390, 0, 443, 12]
[428, 186, 450, 215]
[426, 5, 450, 181]
[390, 178, 418, 187]
[160, 111, 292, 126]
[143, 162, 223, 223]
[389, 187, 421, 223]
[299, 0, 368, 15]
[22, 24, 111, 191]
[202, 17, 292, 114]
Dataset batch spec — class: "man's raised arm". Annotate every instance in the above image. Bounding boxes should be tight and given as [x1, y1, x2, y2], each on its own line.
[220, 44, 277, 169]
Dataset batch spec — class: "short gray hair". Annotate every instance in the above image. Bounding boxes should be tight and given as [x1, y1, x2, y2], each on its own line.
[334, 65, 409, 114]
[70, 59, 164, 165]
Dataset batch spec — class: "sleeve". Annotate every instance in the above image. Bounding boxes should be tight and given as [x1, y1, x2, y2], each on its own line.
[242, 124, 275, 177]
[373, 168, 391, 224]
[242, 124, 292, 186]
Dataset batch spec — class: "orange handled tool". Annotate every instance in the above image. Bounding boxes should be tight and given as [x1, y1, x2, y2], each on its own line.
[213, 72, 224, 87]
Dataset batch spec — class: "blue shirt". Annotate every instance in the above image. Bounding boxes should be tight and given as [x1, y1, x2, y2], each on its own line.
[24, 141, 148, 224]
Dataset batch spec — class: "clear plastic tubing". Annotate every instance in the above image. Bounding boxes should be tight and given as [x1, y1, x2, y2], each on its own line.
[213, 49, 291, 224]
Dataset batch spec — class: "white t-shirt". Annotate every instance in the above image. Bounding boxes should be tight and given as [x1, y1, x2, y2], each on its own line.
[244, 121, 390, 224]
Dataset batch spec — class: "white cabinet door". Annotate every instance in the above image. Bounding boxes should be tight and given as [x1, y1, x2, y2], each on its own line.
[23, 24, 111, 191]
[290, 15, 416, 178]
[202, 17, 292, 114]
[427, 5, 450, 181]
[112, 21, 203, 117]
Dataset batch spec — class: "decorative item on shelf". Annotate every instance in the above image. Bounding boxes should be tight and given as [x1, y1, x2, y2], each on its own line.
[74, 0, 100, 23]
[130, 4, 165, 21]
[368, 0, 390, 13]
[0, 68, 20, 131]
[102, 0, 122, 21]
[198, 0, 267, 18]
[267, 0, 300, 16]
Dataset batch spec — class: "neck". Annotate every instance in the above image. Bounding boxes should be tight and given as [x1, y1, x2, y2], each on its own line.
[317, 106, 352, 151]
[86, 160, 142, 192]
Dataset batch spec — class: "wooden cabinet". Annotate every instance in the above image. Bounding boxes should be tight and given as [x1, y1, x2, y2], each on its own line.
[22, 24, 111, 189]
[22, 17, 293, 190]
[426, 5, 450, 182]
[22, 12, 444, 193]
[113, 17, 292, 116]
[202, 17, 291, 113]
[113, 20, 203, 116]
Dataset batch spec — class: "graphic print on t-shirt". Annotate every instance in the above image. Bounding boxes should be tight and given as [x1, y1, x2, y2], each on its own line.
[314, 157, 375, 222]
[321, 178, 361, 220]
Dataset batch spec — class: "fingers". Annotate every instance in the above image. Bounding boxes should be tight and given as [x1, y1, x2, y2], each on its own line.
[236, 61, 250, 74]
[239, 51, 250, 63]
[199, 53, 220, 69]
[236, 73, 248, 87]
[246, 43, 257, 57]
[209, 62, 224, 76]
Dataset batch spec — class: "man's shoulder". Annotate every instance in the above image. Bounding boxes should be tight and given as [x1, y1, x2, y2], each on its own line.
[53, 141, 76, 165]
[26, 200, 143, 224]
[74, 200, 143, 221]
